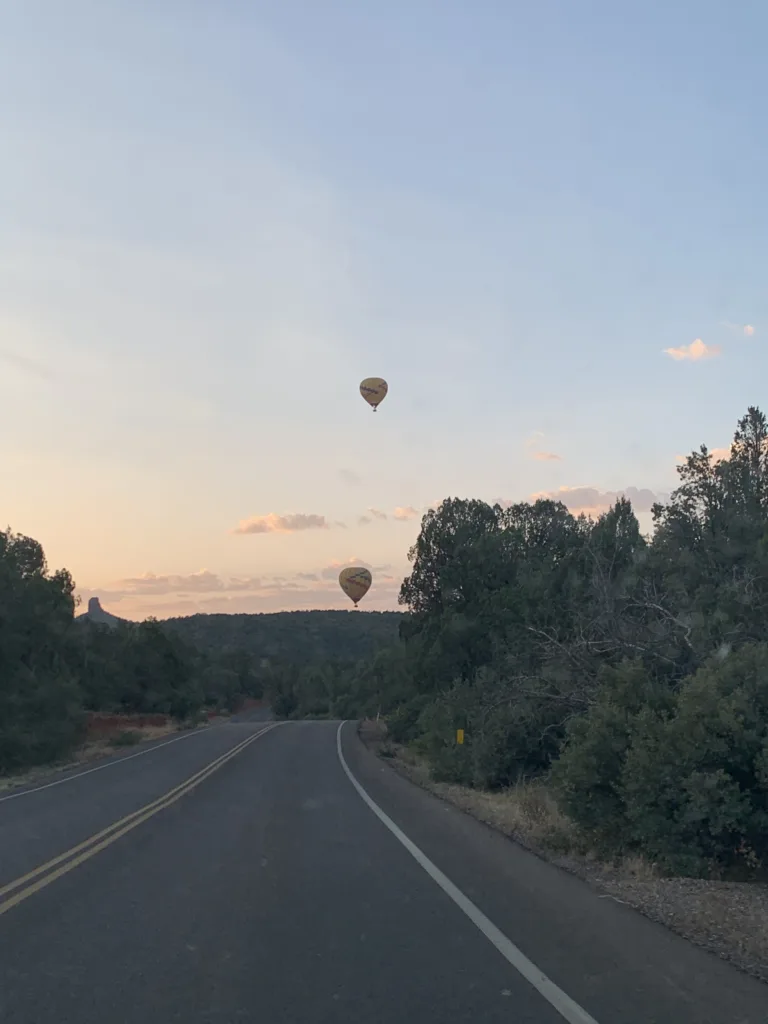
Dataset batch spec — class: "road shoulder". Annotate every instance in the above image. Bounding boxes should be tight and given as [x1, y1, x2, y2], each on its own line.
[343, 720, 768, 1024]
[357, 721, 768, 986]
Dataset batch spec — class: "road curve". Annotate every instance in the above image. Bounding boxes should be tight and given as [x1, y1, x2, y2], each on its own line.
[0, 720, 765, 1023]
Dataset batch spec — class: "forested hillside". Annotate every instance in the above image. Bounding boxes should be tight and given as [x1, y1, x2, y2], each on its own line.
[163, 609, 402, 662]
[269, 406, 768, 879]
[0, 532, 400, 774]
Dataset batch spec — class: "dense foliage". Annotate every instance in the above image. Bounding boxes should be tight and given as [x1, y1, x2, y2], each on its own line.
[270, 406, 768, 878]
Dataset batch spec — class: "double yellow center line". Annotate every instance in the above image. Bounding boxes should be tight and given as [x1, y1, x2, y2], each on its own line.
[0, 723, 279, 918]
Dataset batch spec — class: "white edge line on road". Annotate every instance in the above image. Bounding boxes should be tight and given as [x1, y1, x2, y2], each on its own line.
[0, 726, 217, 804]
[336, 721, 600, 1024]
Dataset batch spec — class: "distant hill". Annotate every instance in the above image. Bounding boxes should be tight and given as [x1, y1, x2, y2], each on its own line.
[162, 609, 405, 663]
[76, 596, 125, 629]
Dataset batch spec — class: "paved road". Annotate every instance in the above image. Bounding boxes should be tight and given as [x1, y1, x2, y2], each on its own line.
[0, 719, 765, 1023]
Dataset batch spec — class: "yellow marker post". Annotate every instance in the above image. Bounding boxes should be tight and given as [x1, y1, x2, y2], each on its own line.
[456, 728, 464, 745]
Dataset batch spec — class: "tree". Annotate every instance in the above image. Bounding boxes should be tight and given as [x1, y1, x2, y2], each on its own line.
[0, 529, 84, 771]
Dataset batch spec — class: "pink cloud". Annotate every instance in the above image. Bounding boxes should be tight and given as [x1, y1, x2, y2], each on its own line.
[531, 451, 562, 462]
[516, 485, 664, 518]
[675, 446, 730, 465]
[110, 570, 229, 596]
[663, 338, 720, 362]
[232, 513, 331, 535]
[393, 506, 420, 521]
[77, 559, 405, 620]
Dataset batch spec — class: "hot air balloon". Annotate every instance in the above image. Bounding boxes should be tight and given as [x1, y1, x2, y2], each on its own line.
[360, 377, 388, 411]
[339, 566, 372, 608]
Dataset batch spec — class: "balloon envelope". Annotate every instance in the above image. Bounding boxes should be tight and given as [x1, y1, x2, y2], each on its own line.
[339, 567, 372, 606]
[360, 377, 388, 410]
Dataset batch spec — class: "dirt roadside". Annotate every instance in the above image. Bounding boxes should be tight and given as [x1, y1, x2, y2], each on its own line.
[357, 719, 768, 986]
[0, 717, 225, 796]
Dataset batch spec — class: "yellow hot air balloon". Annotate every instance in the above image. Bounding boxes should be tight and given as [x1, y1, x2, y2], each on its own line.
[360, 377, 388, 411]
[339, 566, 372, 608]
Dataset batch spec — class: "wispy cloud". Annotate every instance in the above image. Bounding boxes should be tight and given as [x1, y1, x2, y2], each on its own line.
[232, 512, 332, 535]
[94, 570, 260, 597]
[0, 349, 54, 380]
[525, 431, 545, 447]
[367, 507, 388, 521]
[720, 321, 755, 337]
[523, 431, 562, 461]
[338, 468, 362, 485]
[663, 338, 720, 361]
[78, 558, 401, 615]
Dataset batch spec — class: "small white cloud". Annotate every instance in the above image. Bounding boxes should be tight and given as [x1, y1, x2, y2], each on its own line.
[663, 338, 721, 362]
[744, 324, 755, 337]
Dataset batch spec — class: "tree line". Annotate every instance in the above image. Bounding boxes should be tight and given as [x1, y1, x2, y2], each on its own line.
[0, 531, 401, 775]
[269, 406, 768, 878]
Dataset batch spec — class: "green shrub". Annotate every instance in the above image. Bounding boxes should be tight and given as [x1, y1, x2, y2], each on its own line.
[386, 694, 433, 745]
[551, 660, 674, 852]
[621, 643, 768, 876]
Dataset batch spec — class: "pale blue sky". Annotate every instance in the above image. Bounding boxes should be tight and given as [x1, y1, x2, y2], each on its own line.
[2, 1, 765, 617]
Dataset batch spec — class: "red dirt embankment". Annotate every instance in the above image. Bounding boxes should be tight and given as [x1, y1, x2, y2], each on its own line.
[85, 712, 171, 738]
[235, 697, 268, 713]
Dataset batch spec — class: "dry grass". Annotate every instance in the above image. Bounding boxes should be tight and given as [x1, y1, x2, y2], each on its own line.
[73, 722, 179, 762]
[357, 719, 768, 985]
[0, 721, 186, 794]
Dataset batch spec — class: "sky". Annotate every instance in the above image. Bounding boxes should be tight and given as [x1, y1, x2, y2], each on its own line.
[2, 0, 766, 620]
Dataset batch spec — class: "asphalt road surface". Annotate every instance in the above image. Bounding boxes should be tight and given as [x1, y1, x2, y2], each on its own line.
[0, 717, 766, 1023]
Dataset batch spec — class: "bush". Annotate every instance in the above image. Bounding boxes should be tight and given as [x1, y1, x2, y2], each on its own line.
[551, 660, 675, 853]
[386, 693, 433, 744]
[621, 643, 768, 876]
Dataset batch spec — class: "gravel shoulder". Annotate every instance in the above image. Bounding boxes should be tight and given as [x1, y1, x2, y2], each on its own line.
[358, 721, 768, 986]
